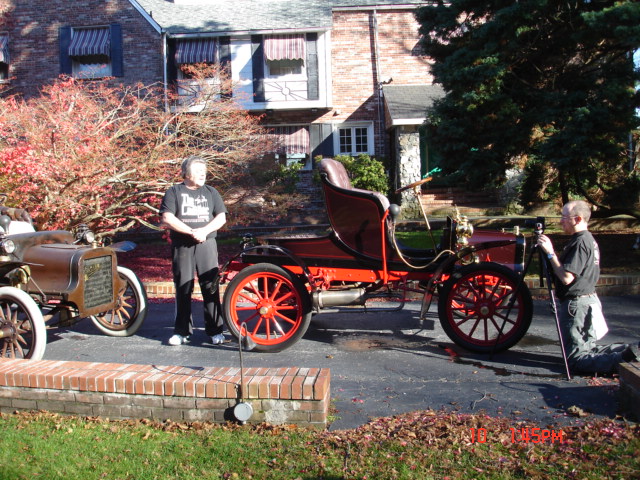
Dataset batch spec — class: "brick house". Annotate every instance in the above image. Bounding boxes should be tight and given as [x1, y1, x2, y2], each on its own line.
[1, 0, 443, 201]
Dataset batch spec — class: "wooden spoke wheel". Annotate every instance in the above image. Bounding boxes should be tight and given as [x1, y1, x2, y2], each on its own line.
[0, 287, 46, 360]
[438, 262, 532, 353]
[223, 263, 312, 352]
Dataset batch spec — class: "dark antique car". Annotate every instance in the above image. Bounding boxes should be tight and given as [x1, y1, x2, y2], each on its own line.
[0, 198, 147, 360]
[220, 158, 533, 353]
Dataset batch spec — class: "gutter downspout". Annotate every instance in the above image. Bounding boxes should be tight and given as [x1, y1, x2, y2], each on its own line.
[373, 9, 397, 192]
[372, 9, 386, 156]
[162, 31, 168, 112]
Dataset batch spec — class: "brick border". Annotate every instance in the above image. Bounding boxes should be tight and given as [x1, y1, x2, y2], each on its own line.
[0, 360, 330, 427]
[145, 274, 640, 299]
[618, 362, 640, 421]
[526, 274, 640, 297]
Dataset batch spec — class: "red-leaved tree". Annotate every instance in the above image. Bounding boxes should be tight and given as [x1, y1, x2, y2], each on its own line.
[0, 67, 303, 237]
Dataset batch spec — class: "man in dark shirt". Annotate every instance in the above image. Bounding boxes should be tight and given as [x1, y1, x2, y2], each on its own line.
[537, 200, 638, 374]
[160, 156, 227, 346]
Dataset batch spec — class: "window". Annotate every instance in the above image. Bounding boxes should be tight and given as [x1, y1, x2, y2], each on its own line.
[337, 124, 373, 155]
[0, 35, 9, 82]
[74, 56, 112, 79]
[174, 38, 219, 105]
[59, 24, 123, 78]
[176, 69, 221, 105]
[70, 27, 111, 79]
[252, 33, 319, 103]
[264, 35, 305, 79]
[267, 125, 311, 169]
[267, 59, 303, 77]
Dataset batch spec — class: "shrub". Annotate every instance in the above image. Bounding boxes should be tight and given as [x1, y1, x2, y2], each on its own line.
[333, 154, 389, 195]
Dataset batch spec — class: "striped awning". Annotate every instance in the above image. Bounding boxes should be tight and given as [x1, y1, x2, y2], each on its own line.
[264, 35, 305, 61]
[69, 27, 110, 57]
[270, 126, 310, 155]
[175, 38, 217, 64]
[0, 36, 8, 64]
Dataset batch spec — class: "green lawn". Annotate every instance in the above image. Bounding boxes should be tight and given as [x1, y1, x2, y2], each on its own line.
[1, 410, 637, 479]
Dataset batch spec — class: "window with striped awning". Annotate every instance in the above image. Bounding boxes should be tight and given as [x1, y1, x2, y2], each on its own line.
[264, 35, 305, 61]
[175, 38, 218, 64]
[0, 36, 9, 64]
[270, 126, 310, 155]
[69, 27, 110, 57]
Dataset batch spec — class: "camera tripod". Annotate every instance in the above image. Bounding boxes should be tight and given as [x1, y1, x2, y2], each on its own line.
[492, 222, 572, 380]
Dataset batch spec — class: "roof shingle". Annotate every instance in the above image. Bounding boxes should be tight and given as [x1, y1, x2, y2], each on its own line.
[132, 0, 428, 35]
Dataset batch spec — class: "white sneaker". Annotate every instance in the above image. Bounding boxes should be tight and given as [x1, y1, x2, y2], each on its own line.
[168, 334, 189, 346]
[210, 334, 225, 345]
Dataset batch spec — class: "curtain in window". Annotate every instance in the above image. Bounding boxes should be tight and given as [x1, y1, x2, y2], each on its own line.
[264, 35, 305, 61]
[270, 126, 310, 155]
[175, 38, 218, 64]
[68, 27, 110, 57]
[0, 36, 8, 64]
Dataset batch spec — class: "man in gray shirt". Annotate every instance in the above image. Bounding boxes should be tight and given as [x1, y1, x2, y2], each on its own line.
[537, 200, 638, 373]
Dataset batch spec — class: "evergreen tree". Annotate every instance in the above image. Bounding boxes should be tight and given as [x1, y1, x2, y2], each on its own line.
[416, 0, 640, 216]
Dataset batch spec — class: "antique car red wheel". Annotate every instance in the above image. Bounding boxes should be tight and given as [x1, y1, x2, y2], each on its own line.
[0, 287, 46, 360]
[89, 267, 148, 337]
[223, 263, 312, 352]
[438, 262, 532, 353]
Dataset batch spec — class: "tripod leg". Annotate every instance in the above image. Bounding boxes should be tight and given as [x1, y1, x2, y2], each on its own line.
[541, 253, 572, 380]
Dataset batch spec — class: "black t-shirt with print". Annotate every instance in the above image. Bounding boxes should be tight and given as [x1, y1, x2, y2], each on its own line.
[556, 230, 600, 300]
[159, 183, 227, 247]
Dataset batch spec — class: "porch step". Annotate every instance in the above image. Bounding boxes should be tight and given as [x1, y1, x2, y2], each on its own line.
[420, 187, 502, 216]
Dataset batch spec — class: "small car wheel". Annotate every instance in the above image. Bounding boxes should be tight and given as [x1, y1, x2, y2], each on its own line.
[89, 267, 148, 337]
[437, 262, 533, 353]
[0, 286, 46, 360]
[223, 263, 312, 352]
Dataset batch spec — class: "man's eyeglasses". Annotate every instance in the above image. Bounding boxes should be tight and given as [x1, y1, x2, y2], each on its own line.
[561, 215, 577, 220]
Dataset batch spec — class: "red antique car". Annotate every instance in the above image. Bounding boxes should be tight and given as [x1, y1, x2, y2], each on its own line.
[220, 158, 533, 353]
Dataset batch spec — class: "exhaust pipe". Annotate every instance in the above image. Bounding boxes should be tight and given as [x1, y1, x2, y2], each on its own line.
[312, 289, 367, 309]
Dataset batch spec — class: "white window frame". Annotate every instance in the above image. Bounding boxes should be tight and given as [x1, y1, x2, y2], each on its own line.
[334, 123, 374, 156]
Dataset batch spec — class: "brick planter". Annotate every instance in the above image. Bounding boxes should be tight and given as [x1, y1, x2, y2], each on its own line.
[618, 362, 640, 421]
[0, 360, 330, 427]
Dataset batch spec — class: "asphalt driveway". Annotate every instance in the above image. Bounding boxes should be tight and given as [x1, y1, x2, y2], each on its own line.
[42, 295, 640, 431]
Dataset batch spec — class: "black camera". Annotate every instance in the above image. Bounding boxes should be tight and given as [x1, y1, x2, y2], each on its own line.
[524, 216, 546, 237]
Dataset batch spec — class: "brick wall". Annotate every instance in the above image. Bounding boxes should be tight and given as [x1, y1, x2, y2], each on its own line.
[320, 8, 434, 158]
[4, 0, 162, 98]
[264, 8, 435, 160]
[618, 362, 640, 421]
[0, 359, 330, 427]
